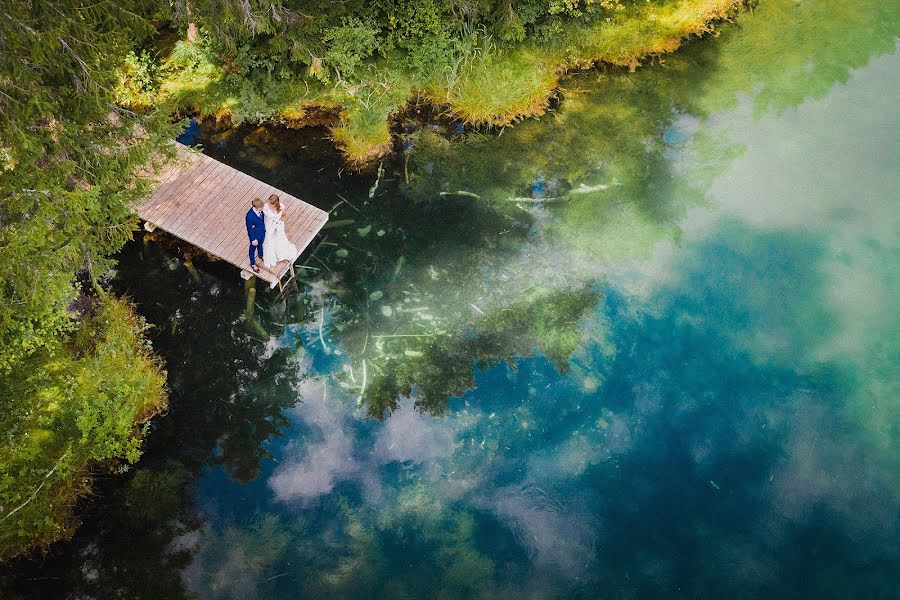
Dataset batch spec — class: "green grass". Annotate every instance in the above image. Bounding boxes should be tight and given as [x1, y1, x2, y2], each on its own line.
[563, 0, 743, 67]
[433, 46, 560, 126]
[331, 104, 394, 167]
[331, 68, 414, 166]
[429, 0, 745, 125]
[142, 0, 746, 166]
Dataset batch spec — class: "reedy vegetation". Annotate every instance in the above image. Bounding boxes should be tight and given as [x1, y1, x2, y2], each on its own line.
[127, 0, 747, 166]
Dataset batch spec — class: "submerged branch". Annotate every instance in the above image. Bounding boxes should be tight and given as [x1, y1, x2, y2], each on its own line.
[318, 306, 329, 353]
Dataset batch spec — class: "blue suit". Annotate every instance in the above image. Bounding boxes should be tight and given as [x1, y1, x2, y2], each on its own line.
[246, 208, 266, 266]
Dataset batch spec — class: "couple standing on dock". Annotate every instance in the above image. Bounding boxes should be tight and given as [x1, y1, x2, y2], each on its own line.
[245, 194, 297, 274]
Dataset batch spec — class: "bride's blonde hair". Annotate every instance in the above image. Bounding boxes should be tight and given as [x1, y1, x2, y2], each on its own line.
[268, 193, 281, 212]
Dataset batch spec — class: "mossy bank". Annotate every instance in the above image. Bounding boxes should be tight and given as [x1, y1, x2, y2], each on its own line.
[0, 297, 167, 560]
[123, 0, 747, 167]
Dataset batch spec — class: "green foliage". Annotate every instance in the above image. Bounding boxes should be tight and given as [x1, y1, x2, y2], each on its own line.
[159, 36, 234, 115]
[323, 18, 380, 80]
[0, 0, 178, 559]
[154, 0, 744, 165]
[438, 44, 559, 125]
[0, 298, 167, 560]
[118, 50, 162, 108]
[331, 73, 412, 165]
[0, 0, 179, 372]
[170, 36, 215, 70]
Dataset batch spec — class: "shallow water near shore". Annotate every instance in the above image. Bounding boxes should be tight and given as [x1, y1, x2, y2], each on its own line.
[3, 1, 899, 597]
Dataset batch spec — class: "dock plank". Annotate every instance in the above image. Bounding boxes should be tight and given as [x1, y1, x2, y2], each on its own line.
[211, 178, 260, 248]
[144, 156, 215, 224]
[187, 175, 266, 258]
[147, 153, 207, 215]
[169, 163, 239, 242]
[192, 171, 250, 250]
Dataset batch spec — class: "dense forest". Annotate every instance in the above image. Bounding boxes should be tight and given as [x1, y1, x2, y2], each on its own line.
[1, 0, 744, 560]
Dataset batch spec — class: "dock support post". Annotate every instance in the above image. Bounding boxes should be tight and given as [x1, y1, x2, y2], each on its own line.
[245, 276, 256, 318]
[290, 264, 300, 293]
[184, 258, 202, 284]
[141, 232, 153, 261]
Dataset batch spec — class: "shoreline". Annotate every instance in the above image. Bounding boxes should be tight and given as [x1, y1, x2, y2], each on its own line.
[0, 295, 167, 561]
[141, 0, 747, 169]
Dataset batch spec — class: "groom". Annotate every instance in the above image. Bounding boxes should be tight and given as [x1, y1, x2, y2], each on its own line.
[245, 197, 265, 273]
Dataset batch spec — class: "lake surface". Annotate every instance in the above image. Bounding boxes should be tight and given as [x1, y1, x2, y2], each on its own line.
[4, 0, 898, 597]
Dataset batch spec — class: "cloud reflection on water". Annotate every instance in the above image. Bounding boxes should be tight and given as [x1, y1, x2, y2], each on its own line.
[269, 379, 360, 501]
[218, 48, 899, 600]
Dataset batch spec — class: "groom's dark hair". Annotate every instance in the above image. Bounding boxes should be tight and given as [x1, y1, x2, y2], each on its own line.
[252, 197, 264, 208]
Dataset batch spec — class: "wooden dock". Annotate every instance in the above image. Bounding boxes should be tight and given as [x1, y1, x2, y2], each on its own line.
[138, 143, 328, 288]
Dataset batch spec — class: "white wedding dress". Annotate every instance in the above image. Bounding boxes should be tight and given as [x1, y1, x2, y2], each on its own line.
[262, 204, 298, 268]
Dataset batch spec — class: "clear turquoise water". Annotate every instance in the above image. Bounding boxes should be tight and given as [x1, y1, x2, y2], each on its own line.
[4, 1, 898, 598]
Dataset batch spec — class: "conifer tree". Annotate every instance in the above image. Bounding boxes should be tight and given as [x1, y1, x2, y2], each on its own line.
[0, 0, 177, 370]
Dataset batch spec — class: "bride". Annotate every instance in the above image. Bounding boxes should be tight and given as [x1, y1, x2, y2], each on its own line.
[262, 194, 298, 269]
